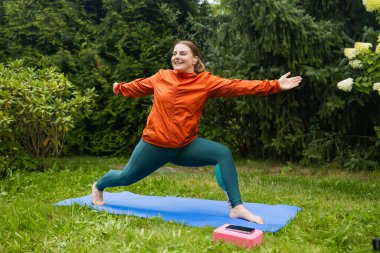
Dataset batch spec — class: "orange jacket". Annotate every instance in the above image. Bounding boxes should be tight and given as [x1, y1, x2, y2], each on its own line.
[114, 69, 280, 148]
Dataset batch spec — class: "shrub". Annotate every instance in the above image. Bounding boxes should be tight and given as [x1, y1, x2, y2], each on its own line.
[0, 60, 96, 173]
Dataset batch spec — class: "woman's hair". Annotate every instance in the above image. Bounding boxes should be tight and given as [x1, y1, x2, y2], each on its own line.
[174, 40, 206, 73]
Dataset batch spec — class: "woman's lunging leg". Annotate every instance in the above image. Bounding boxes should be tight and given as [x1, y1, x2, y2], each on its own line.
[172, 138, 241, 206]
[172, 137, 263, 224]
[92, 139, 177, 205]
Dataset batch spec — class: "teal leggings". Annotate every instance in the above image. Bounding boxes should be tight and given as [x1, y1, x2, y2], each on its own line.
[96, 137, 242, 207]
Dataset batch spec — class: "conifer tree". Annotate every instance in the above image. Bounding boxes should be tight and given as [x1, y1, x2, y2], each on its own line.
[0, 0, 204, 155]
[296, 0, 379, 40]
[190, 0, 379, 166]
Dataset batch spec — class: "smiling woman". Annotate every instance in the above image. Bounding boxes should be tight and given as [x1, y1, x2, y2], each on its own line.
[171, 41, 206, 73]
[96, 40, 302, 225]
[171, 44, 197, 73]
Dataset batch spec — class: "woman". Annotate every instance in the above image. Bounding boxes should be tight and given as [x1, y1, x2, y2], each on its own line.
[92, 40, 302, 224]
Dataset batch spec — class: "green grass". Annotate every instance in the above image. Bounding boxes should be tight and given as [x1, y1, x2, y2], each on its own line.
[0, 157, 379, 252]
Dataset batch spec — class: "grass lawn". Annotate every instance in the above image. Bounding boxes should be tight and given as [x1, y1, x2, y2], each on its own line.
[0, 156, 379, 252]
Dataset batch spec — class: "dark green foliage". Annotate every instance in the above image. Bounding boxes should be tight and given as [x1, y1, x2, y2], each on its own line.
[189, 0, 379, 168]
[0, 0, 203, 156]
[0, 0, 378, 168]
[295, 0, 379, 40]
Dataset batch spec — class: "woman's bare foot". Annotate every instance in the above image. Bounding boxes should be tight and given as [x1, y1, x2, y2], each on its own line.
[91, 182, 105, 205]
[229, 204, 264, 224]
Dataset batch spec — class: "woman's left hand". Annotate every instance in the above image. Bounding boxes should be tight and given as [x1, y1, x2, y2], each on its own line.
[278, 72, 302, 91]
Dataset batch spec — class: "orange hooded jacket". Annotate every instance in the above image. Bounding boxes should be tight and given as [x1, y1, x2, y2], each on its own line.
[114, 69, 280, 148]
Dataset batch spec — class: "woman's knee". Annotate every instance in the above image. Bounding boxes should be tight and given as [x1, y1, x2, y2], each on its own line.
[215, 144, 233, 160]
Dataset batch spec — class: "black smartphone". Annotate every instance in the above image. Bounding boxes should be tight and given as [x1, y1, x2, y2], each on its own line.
[225, 225, 255, 234]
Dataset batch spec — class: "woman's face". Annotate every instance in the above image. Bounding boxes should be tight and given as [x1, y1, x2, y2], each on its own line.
[171, 44, 198, 73]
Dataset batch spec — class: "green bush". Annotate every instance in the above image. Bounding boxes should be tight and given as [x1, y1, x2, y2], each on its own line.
[0, 60, 96, 173]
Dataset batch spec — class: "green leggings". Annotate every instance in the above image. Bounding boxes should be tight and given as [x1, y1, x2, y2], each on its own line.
[96, 137, 242, 207]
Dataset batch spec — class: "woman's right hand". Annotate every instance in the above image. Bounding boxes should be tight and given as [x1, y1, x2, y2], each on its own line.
[278, 72, 302, 91]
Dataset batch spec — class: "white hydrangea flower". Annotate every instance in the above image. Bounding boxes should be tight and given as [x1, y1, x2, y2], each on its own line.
[376, 44, 380, 54]
[363, 0, 380, 12]
[373, 83, 380, 94]
[354, 42, 372, 52]
[344, 48, 360, 59]
[337, 78, 353, 92]
[349, 59, 363, 69]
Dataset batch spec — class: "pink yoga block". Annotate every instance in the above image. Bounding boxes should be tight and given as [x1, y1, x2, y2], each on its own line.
[213, 224, 263, 248]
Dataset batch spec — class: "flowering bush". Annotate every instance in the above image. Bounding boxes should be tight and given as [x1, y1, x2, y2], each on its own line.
[337, 78, 354, 92]
[337, 1, 380, 139]
[363, 0, 380, 12]
[339, 41, 380, 94]
[337, 1, 380, 95]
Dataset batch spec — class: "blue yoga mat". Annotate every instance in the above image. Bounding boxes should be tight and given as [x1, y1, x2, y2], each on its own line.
[55, 191, 301, 233]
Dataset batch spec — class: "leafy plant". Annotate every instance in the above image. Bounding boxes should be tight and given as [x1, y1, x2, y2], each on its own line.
[335, 1, 380, 160]
[0, 60, 96, 171]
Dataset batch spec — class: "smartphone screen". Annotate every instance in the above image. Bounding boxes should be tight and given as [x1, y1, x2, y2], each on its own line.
[225, 225, 255, 234]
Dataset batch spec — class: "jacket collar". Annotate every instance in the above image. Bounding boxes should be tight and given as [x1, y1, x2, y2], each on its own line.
[173, 70, 197, 78]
